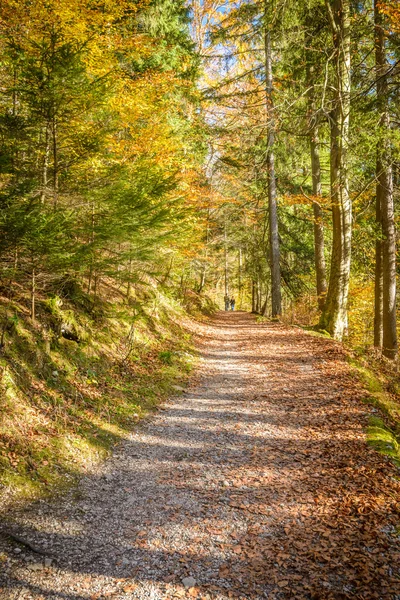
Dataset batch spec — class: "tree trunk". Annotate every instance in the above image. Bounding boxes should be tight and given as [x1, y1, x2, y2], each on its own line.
[264, 23, 282, 318]
[375, 0, 397, 359]
[88, 201, 95, 294]
[319, 0, 351, 340]
[198, 217, 209, 294]
[126, 257, 133, 299]
[224, 223, 229, 298]
[311, 128, 328, 311]
[305, 16, 327, 310]
[306, 57, 327, 309]
[374, 192, 383, 348]
[40, 123, 50, 204]
[198, 265, 206, 294]
[31, 268, 36, 322]
[52, 117, 59, 208]
[261, 296, 268, 316]
[252, 280, 257, 313]
[238, 248, 242, 309]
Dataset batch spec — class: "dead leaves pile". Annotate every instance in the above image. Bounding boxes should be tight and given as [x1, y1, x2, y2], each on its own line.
[158, 320, 400, 599]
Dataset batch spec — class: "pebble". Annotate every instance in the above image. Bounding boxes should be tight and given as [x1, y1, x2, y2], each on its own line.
[28, 562, 44, 571]
[182, 576, 196, 589]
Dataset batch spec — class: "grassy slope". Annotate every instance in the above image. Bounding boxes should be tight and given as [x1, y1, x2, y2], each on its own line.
[348, 357, 400, 467]
[0, 282, 204, 511]
[297, 323, 400, 468]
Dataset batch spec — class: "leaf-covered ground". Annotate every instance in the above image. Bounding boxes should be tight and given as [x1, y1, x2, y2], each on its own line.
[1, 312, 399, 599]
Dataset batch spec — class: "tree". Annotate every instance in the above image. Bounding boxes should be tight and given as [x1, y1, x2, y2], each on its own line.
[0, 0, 205, 311]
[319, 0, 352, 340]
[374, 0, 397, 358]
[264, 3, 282, 318]
[305, 8, 328, 311]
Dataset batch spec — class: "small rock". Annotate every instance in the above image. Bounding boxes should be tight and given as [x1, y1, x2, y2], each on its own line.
[44, 558, 52, 567]
[223, 480, 230, 487]
[29, 562, 44, 571]
[13, 548, 22, 554]
[182, 576, 196, 589]
[52, 370, 59, 377]
[172, 385, 185, 392]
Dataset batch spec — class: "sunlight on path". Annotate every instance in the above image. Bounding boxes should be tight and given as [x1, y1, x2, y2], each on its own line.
[1, 313, 399, 600]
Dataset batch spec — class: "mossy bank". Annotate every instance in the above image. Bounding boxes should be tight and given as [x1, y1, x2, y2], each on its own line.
[0, 282, 207, 512]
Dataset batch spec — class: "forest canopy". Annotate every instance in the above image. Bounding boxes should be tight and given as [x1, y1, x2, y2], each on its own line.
[0, 0, 399, 357]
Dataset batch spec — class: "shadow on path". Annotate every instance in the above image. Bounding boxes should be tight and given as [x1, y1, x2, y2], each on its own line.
[1, 312, 399, 600]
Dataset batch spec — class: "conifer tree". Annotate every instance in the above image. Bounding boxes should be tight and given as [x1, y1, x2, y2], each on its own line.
[374, 0, 397, 358]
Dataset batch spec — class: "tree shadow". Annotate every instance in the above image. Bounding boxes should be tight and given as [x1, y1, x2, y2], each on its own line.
[1, 313, 399, 599]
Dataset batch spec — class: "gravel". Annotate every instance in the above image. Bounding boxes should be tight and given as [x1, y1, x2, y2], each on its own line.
[0, 312, 399, 600]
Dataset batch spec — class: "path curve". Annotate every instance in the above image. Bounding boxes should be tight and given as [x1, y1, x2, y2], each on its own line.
[1, 312, 399, 599]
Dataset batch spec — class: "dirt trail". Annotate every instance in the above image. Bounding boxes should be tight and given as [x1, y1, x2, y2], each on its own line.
[1, 312, 399, 600]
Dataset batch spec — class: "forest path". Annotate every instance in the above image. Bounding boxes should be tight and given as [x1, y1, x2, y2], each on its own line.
[1, 312, 399, 600]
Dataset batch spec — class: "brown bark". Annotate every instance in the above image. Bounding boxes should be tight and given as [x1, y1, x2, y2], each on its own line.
[224, 223, 229, 297]
[375, 1, 397, 358]
[31, 268, 36, 322]
[264, 24, 281, 318]
[238, 248, 243, 309]
[252, 280, 257, 313]
[305, 19, 327, 311]
[319, 0, 351, 340]
[52, 117, 59, 208]
[40, 123, 50, 204]
[198, 216, 210, 294]
[308, 103, 327, 310]
[374, 191, 383, 348]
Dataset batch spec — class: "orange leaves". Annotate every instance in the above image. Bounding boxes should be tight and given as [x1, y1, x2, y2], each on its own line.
[377, 1, 400, 33]
[122, 583, 137, 593]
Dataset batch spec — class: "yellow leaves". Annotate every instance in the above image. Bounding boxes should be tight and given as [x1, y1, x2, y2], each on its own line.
[0, 0, 150, 62]
[348, 280, 375, 347]
[377, 1, 400, 33]
[282, 193, 330, 208]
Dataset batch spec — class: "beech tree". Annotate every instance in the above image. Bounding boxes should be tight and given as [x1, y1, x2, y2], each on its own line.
[319, 0, 352, 340]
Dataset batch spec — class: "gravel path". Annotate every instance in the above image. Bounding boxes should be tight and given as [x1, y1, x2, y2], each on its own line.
[1, 312, 399, 600]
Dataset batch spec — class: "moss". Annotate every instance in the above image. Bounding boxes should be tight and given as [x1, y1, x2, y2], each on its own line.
[301, 325, 331, 338]
[0, 285, 197, 512]
[349, 357, 400, 468]
[367, 417, 400, 467]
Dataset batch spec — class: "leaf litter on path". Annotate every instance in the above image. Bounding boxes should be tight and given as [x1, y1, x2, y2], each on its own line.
[0, 312, 399, 599]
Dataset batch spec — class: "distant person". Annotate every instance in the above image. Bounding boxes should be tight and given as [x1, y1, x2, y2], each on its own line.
[230, 297, 236, 311]
[224, 295, 230, 311]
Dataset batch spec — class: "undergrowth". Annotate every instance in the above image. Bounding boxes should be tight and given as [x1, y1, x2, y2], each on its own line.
[348, 357, 400, 468]
[297, 316, 400, 469]
[0, 280, 200, 511]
